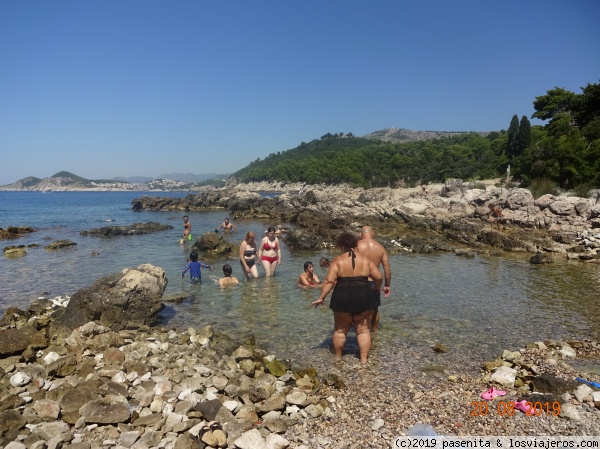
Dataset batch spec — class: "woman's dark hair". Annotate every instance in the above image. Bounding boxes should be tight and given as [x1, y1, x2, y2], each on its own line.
[189, 251, 199, 261]
[336, 232, 358, 252]
[303, 261, 313, 271]
[267, 226, 276, 234]
[319, 257, 330, 269]
[223, 264, 232, 276]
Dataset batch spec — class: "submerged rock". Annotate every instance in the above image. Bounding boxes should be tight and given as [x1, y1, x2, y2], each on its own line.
[80, 221, 173, 236]
[45, 240, 77, 250]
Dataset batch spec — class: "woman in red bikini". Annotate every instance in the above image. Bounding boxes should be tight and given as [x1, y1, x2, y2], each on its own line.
[258, 226, 282, 277]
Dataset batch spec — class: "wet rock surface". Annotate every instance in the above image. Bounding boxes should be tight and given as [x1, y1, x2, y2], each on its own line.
[0, 226, 36, 240]
[80, 222, 173, 236]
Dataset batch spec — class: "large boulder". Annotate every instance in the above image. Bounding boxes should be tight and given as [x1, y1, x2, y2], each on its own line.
[285, 229, 323, 250]
[0, 325, 49, 357]
[440, 179, 464, 198]
[505, 188, 534, 209]
[52, 264, 167, 334]
[192, 233, 239, 256]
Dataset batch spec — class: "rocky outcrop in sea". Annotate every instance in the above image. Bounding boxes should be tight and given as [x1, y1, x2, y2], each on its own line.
[131, 181, 600, 260]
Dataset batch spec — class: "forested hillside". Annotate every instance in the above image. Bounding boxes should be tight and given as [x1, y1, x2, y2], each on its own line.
[234, 80, 600, 191]
[234, 133, 507, 188]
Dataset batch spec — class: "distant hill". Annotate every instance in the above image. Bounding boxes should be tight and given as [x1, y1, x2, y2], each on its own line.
[113, 172, 229, 183]
[0, 170, 230, 191]
[362, 128, 491, 142]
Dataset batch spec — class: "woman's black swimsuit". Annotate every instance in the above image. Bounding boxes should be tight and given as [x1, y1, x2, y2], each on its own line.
[329, 276, 376, 314]
[244, 247, 257, 268]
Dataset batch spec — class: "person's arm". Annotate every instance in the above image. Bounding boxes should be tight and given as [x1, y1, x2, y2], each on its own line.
[239, 242, 249, 271]
[276, 238, 282, 264]
[381, 251, 391, 298]
[311, 262, 338, 308]
[313, 273, 321, 285]
[257, 238, 265, 260]
[369, 261, 383, 292]
[182, 264, 189, 278]
[233, 224, 238, 232]
[200, 262, 213, 271]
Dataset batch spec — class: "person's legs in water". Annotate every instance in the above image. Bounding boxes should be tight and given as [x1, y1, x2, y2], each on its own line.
[354, 310, 373, 365]
[261, 257, 278, 276]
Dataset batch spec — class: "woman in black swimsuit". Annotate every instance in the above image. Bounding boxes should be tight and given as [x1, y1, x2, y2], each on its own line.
[311, 232, 382, 365]
[239, 231, 260, 280]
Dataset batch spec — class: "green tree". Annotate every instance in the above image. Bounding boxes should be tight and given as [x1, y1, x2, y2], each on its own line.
[507, 114, 520, 161]
[532, 87, 576, 122]
[518, 115, 532, 156]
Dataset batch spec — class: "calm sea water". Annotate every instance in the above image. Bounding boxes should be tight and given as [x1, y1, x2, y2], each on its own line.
[1, 191, 599, 374]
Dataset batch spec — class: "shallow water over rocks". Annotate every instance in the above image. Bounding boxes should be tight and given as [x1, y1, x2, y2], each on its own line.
[2, 191, 599, 377]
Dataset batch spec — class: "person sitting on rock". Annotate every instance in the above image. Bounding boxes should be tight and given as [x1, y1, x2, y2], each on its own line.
[219, 264, 239, 287]
[182, 251, 212, 283]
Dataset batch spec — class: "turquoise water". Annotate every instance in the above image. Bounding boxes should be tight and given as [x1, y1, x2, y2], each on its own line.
[1, 191, 600, 374]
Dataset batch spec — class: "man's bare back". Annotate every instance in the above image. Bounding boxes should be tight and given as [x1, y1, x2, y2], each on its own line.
[357, 226, 391, 332]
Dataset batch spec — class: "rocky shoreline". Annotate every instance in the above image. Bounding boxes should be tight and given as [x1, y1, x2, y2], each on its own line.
[131, 180, 600, 262]
[1, 264, 599, 447]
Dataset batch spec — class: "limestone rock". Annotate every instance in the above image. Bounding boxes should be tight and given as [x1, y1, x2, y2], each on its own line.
[52, 264, 167, 333]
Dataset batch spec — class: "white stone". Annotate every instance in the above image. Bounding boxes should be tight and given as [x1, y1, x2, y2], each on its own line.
[224, 400, 239, 412]
[112, 371, 127, 383]
[559, 403, 581, 421]
[10, 372, 31, 387]
[371, 418, 385, 430]
[592, 391, 600, 402]
[560, 344, 576, 358]
[265, 433, 290, 449]
[490, 366, 517, 386]
[42, 352, 61, 365]
[574, 384, 593, 402]
[234, 429, 267, 449]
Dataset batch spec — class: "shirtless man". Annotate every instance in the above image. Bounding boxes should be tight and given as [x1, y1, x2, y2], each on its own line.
[182, 215, 192, 241]
[357, 226, 391, 332]
[488, 203, 503, 230]
[217, 217, 238, 232]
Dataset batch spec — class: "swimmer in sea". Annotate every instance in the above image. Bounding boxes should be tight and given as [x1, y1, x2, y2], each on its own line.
[298, 261, 321, 288]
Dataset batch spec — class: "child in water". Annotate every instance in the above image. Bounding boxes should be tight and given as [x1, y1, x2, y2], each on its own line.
[181, 251, 212, 283]
[219, 264, 239, 287]
[298, 261, 321, 288]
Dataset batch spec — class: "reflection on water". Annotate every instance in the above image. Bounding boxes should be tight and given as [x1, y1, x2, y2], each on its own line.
[1, 191, 599, 375]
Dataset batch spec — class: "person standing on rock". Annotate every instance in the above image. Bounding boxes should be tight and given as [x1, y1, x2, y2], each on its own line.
[488, 203, 503, 230]
[357, 226, 391, 333]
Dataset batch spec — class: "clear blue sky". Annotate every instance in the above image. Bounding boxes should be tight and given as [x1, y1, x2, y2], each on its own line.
[1, 1, 599, 184]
